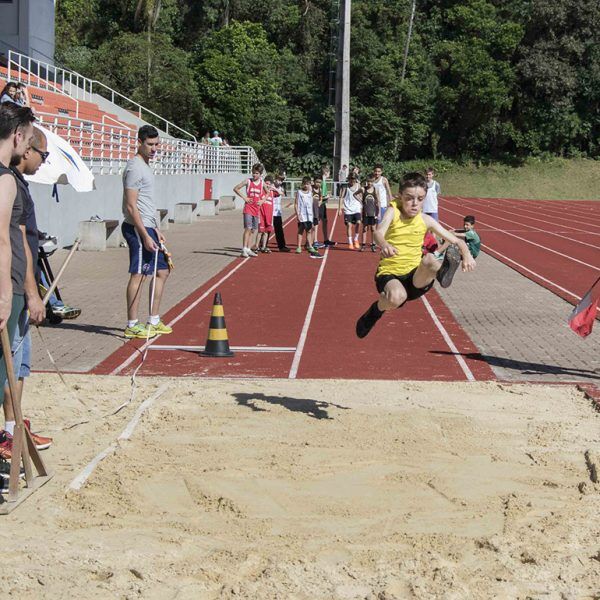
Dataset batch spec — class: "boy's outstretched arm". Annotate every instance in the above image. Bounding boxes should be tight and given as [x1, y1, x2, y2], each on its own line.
[423, 215, 475, 272]
[374, 208, 396, 257]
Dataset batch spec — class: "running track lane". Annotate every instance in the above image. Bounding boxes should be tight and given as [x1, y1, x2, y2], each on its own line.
[440, 197, 600, 308]
[93, 210, 494, 380]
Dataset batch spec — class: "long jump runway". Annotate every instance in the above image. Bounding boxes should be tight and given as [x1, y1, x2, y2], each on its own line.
[440, 196, 600, 309]
[93, 214, 494, 380]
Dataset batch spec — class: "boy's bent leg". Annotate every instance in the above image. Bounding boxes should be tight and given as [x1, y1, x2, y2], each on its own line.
[412, 253, 442, 290]
[356, 280, 407, 339]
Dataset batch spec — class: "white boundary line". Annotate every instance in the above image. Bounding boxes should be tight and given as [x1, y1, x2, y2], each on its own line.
[149, 345, 296, 353]
[288, 210, 340, 379]
[68, 384, 170, 491]
[109, 216, 297, 375]
[420, 296, 475, 381]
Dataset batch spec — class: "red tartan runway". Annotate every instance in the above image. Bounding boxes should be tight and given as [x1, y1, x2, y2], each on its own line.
[93, 213, 494, 380]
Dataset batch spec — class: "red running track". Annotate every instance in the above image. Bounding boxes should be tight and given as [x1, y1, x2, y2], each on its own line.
[440, 196, 600, 308]
[93, 213, 494, 381]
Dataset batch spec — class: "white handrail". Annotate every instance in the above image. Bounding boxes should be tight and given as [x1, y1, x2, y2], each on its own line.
[7, 50, 196, 142]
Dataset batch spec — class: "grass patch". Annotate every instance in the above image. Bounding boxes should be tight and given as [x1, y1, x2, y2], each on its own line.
[435, 158, 600, 200]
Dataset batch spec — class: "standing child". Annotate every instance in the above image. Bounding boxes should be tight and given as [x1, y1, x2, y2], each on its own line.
[256, 175, 275, 253]
[234, 162, 265, 258]
[373, 164, 393, 223]
[355, 172, 475, 339]
[272, 176, 290, 252]
[423, 167, 441, 221]
[312, 175, 323, 248]
[295, 177, 322, 258]
[338, 174, 363, 250]
[360, 174, 380, 252]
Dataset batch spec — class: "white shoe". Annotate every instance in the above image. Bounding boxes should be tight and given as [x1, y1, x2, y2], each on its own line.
[240, 248, 250, 258]
[247, 249, 258, 257]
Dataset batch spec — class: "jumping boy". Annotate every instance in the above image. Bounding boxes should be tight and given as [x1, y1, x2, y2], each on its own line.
[256, 175, 274, 253]
[234, 163, 265, 258]
[360, 174, 380, 252]
[338, 174, 363, 250]
[355, 172, 475, 338]
[295, 176, 322, 258]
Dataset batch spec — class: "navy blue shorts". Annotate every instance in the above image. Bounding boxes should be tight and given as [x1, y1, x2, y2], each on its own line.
[122, 223, 169, 275]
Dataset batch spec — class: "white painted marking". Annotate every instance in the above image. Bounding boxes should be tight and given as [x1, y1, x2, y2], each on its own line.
[288, 211, 340, 379]
[149, 345, 296, 353]
[420, 296, 475, 382]
[68, 384, 170, 491]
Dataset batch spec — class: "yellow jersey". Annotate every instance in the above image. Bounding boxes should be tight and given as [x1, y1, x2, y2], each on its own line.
[376, 204, 427, 277]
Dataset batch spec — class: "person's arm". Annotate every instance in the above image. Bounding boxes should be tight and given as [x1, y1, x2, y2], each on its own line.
[374, 189, 380, 215]
[383, 177, 393, 201]
[337, 188, 344, 214]
[233, 179, 249, 203]
[20, 225, 44, 324]
[20, 88, 30, 107]
[374, 207, 396, 256]
[0, 175, 15, 330]
[124, 188, 158, 252]
[422, 214, 475, 272]
[294, 191, 300, 218]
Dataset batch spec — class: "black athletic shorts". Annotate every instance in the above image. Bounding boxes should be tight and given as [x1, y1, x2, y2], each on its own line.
[344, 212, 361, 225]
[363, 216, 377, 226]
[319, 203, 328, 220]
[375, 268, 434, 303]
[298, 221, 313, 233]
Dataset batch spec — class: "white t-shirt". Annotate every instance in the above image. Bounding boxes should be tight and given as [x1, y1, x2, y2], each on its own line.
[296, 190, 313, 221]
[423, 180, 441, 213]
[122, 155, 157, 228]
[373, 177, 388, 208]
[343, 185, 362, 214]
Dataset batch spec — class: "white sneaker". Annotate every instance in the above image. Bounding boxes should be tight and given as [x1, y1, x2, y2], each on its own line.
[240, 248, 250, 258]
[247, 249, 258, 257]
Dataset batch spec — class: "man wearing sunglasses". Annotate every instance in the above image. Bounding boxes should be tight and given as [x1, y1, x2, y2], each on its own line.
[1, 126, 53, 457]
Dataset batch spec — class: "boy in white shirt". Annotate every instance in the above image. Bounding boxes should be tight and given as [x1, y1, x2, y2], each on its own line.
[338, 175, 363, 250]
[423, 167, 441, 221]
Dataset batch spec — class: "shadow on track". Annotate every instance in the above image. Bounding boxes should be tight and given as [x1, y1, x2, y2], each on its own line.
[232, 392, 350, 420]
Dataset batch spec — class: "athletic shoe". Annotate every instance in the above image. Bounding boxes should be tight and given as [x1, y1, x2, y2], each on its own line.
[148, 321, 173, 335]
[247, 249, 258, 257]
[23, 419, 52, 450]
[356, 303, 383, 339]
[51, 305, 81, 320]
[0, 457, 25, 492]
[240, 248, 250, 258]
[348, 243, 355, 250]
[436, 244, 461, 288]
[371, 243, 377, 253]
[313, 241, 325, 249]
[354, 240, 361, 250]
[324, 240, 337, 247]
[359, 244, 365, 252]
[0, 431, 12, 460]
[295, 247, 302, 254]
[124, 323, 157, 339]
[279, 247, 291, 252]
[308, 247, 322, 258]
[261, 247, 272, 254]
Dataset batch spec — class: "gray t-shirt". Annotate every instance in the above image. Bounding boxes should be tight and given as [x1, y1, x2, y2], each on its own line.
[122, 156, 157, 228]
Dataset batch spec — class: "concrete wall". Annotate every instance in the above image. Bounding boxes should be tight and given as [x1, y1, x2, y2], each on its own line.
[0, 0, 55, 64]
[30, 171, 247, 247]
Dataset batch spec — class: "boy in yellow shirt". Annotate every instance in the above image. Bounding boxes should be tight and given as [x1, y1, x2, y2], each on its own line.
[356, 172, 475, 338]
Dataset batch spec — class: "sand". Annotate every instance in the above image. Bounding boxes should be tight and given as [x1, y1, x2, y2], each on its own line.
[1, 374, 599, 599]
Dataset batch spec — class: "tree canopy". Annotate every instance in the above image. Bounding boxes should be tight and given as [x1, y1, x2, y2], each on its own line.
[55, 0, 600, 173]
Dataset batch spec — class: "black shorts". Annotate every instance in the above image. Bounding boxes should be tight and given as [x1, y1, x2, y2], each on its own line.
[374, 268, 434, 303]
[298, 221, 313, 233]
[344, 213, 361, 225]
[313, 217, 319, 225]
[363, 216, 377, 226]
[319, 203, 328, 220]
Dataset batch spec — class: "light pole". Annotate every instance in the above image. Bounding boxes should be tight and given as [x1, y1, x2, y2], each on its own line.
[333, 0, 351, 181]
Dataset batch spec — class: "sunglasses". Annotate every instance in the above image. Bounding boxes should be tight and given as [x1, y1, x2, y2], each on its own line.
[30, 147, 49, 163]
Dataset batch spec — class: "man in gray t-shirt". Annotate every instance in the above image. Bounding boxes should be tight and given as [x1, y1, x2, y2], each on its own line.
[121, 125, 172, 340]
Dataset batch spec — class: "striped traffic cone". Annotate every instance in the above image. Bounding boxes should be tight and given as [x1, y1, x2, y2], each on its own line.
[201, 292, 234, 357]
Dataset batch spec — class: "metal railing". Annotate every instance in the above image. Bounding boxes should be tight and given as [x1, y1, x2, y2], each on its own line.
[7, 50, 196, 141]
[36, 112, 259, 176]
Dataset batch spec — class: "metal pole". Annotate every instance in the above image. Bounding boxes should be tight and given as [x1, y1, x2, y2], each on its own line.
[401, 0, 417, 82]
[333, 0, 351, 179]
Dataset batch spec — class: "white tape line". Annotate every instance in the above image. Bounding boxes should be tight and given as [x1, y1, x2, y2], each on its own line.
[149, 345, 296, 352]
[68, 384, 170, 491]
[420, 296, 476, 382]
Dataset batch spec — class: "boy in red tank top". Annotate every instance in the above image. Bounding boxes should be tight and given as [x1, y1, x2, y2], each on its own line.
[234, 163, 265, 258]
[256, 175, 275, 253]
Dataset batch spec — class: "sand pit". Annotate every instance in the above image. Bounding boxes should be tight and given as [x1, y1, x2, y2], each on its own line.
[1, 374, 599, 598]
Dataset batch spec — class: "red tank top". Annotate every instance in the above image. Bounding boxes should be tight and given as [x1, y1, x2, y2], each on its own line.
[244, 178, 264, 216]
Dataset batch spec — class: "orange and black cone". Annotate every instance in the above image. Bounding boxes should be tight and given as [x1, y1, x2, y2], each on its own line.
[201, 292, 234, 357]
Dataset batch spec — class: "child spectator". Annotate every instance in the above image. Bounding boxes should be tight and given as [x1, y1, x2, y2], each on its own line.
[338, 174, 363, 250]
[295, 176, 322, 258]
[360, 174, 380, 252]
[373, 164, 393, 222]
[15, 83, 29, 107]
[201, 131, 211, 145]
[256, 175, 275, 253]
[0, 82, 18, 105]
[423, 167, 441, 221]
[234, 163, 265, 258]
[436, 215, 481, 259]
[312, 175, 324, 248]
[210, 131, 223, 146]
[272, 176, 290, 252]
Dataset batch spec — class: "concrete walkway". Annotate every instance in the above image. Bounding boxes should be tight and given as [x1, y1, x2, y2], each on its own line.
[32, 210, 599, 383]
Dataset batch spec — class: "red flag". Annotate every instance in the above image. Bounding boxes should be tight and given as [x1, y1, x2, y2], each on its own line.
[569, 277, 600, 338]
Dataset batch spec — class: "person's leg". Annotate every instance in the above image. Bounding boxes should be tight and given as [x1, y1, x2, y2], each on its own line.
[412, 252, 442, 290]
[320, 205, 330, 242]
[126, 274, 146, 322]
[0, 295, 25, 408]
[297, 224, 303, 252]
[274, 215, 287, 249]
[242, 227, 253, 250]
[346, 221, 353, 247]
[149, 268, 169, 318]
[3, 309, 28, 431]
[356, 279, 407, 338]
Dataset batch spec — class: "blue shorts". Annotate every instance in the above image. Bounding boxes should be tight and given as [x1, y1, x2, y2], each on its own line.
[8, 308, 31, 381]
[122, 223, 169, 275]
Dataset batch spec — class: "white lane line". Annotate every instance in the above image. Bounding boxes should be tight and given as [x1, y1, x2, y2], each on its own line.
[288, 210, 340, 379]
[69, 384, 170, 491]
[149, 345, 296, 353]
[420, 296, 475, 382]
[109, 217, 298, 376]
[442, 203, 600, 271]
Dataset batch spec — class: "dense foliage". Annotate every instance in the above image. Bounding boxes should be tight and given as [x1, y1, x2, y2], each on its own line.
[55, 0, 600, 174]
